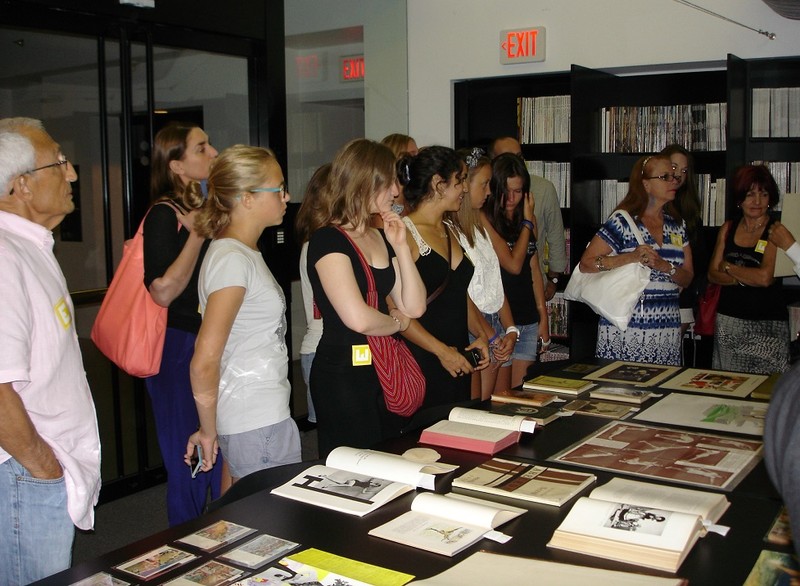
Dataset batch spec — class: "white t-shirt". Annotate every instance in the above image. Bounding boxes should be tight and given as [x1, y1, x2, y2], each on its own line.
[199, 238, 291, 435]
[457, 226, 505, 314]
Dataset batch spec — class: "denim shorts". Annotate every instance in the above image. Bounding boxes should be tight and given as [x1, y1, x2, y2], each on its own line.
[511, 322, 540, 362]
[218, 418, 302, 479]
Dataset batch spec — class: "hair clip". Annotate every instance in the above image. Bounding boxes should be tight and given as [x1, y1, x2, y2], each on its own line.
[465, 147, 485, 169]
[400, 160, 411, 185]
[640, 155, 653, 177]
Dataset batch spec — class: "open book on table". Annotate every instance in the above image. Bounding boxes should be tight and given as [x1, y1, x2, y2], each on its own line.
[451, 457, 596, 507]
[547, 477, 730, 572]
[418, 406, 532, 455]
[368, 492, 525, 556]
[270, 446, 457, 517]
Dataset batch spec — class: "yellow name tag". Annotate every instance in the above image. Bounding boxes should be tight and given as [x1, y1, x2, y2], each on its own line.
[54, 297, 72, 329]
[756, 239, 767, 253]
[352, 344, 372, 366]
[670, 233, 683, 247]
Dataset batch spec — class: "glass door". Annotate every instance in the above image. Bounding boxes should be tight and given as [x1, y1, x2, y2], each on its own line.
[0, 24, 251, 500]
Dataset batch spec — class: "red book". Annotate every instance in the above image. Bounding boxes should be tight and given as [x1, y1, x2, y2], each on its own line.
[419, 420, 521, 455]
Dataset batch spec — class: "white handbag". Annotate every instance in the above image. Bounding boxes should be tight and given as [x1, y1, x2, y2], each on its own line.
[564, 210, 651, 331]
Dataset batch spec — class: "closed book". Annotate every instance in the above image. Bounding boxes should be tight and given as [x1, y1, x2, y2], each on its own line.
[491, 388, 558, 407]
[522, 375, 595, 395]
[419, 420, 521, 455]
[452, 458, 595, 506]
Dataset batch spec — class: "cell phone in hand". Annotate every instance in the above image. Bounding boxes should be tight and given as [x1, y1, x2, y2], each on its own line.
[461, 348, 482, 367]
[189, 444, 203, 479]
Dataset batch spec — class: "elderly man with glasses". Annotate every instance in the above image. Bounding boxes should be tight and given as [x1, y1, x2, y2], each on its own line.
[0, 117, 101, 585]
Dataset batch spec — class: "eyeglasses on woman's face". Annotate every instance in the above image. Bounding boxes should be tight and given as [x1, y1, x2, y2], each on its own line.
[644, 173, 680, 183]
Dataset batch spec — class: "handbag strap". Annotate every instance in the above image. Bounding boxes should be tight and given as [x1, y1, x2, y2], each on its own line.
[335, 226, 379, 309]
[616, 209, 646, 247]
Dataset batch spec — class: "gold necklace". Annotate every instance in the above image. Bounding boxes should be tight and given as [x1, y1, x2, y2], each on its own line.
[743, 218, 766, 233]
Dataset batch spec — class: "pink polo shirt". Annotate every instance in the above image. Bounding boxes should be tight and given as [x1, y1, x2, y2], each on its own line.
[0, 211, 101, 530]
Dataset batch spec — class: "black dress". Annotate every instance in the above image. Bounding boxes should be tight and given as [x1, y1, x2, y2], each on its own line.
[403, 219, 474, 409]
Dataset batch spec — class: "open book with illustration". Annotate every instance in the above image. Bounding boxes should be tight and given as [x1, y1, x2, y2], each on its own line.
[271, 446, 457, 517]
[418, 407, 533, 455]
[451, 457, 596, 506]
[547, 477, 730, 572]
[368, 492, 526, 556]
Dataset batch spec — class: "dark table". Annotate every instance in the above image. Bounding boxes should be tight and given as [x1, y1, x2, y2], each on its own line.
[38, 365, 788, 585]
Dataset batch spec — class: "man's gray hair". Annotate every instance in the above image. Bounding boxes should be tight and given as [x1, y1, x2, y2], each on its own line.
[0, 118, 45, 196]
[0, 132, 36, 197]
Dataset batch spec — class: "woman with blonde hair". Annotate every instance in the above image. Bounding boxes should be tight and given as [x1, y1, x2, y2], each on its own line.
[306, 138, 426, 458]
[143, 122, 221, 525]
[186, 145, 301, 482]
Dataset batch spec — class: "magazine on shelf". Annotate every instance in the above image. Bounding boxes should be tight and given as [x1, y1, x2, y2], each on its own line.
[657, 368, 768, 398]
[550, 421, 762, 491]
[216, 533, 300, 569]
[451, 457, 596, 506]
[633, 393, 768, 437]
[270, 446, 457, 517]
[163, 560, 246, 586]
[368, 492, 526, 556]
[407, 550, 686, 585]
[583, 361, 681, 387]
[175, 520, 256, 552]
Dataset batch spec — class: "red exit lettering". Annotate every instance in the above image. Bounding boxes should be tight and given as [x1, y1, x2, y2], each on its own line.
[341, 56, 365, 81]
[295, 54, 320, 79]
[503, 29, 538, 59]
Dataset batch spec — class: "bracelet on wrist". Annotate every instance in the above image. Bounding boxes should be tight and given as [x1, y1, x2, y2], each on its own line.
[505, 325, 521, 338]
[488, 333, 499, 345]
[520, 219, 534, 233]
[595, 255, 609, 272]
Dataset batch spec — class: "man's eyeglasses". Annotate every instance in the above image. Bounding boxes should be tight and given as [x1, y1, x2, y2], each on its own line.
[25, 157, 70, 175]
[644, 174, 680, 183]
[249, 185, 286, 197]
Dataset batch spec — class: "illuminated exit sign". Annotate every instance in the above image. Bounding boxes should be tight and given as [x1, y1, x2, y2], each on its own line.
[340, 55, 365, 82]
[499, 27, 546, 64]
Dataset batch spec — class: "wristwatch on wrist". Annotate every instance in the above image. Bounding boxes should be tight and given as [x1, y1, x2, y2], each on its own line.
[548, 274, 560, 285]
[667, 262, 677, 276]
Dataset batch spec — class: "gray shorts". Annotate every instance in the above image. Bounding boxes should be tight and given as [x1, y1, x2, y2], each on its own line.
[218, 417, 302, 479]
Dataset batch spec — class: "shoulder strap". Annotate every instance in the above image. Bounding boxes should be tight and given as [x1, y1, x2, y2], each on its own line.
[616, 210, 646, 246]
[335, 226, 378, 309]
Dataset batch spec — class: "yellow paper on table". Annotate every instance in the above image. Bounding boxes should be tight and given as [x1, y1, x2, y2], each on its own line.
[286, 548, 414, 586]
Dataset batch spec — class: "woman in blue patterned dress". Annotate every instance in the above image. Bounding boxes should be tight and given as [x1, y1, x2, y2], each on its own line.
[578, 154, 695, 365]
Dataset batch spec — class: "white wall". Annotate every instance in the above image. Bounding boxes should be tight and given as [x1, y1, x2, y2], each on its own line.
[407, 0, 800, 147]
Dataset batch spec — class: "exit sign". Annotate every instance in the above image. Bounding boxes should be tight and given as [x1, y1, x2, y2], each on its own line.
[340, 55, 365, 82]
[499, 27, 546, 64]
